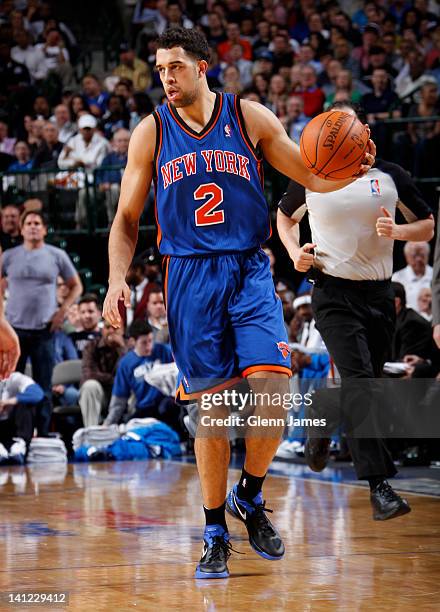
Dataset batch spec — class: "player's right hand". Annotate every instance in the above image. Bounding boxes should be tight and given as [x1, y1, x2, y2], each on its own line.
[292, 243, 316, 272]
[103, 282, 131, 329]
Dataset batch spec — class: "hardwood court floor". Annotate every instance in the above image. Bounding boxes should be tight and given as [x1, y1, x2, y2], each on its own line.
[0, 460, 439, 611]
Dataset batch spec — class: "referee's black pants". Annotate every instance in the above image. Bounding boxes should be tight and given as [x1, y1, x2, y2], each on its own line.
[311, 273, 397, 480]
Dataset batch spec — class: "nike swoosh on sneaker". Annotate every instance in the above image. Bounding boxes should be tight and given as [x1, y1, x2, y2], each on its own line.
[233, 492, 247, 521]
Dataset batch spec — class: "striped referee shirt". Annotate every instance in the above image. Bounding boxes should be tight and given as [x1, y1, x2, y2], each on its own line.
[278, 160, 432, 281]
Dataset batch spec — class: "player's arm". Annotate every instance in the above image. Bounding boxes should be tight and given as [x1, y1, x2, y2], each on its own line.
[240, 99, 375, 193]
[103, 116, 156, 328]
[0, 247, 20, 379]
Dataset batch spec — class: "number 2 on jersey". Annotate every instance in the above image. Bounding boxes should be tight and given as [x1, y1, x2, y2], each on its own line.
[194, 183, 225, 226]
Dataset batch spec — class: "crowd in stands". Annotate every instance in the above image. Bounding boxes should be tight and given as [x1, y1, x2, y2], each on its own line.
[0, 0, 440, 465]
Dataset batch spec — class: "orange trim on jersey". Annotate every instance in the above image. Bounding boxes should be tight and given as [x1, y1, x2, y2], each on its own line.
[176, 376, 241, 401]
[155, 111, 163, 179]
[241, 365, 292, 378]
[168, 94, 223, 141]
[163, 255, 170, 308]
[153, 112, 163, 250]
[233, 95, 259, 162]
[153, 187, 162, 249]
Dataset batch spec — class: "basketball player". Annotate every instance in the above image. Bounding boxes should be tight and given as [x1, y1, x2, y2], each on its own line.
[277, 102, 434, 520]
[103, 30, 375, 578]
[0, 248, 20, 379]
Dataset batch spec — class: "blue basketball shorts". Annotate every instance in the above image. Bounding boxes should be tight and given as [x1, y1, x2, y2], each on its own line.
[163, 248, 292, 399]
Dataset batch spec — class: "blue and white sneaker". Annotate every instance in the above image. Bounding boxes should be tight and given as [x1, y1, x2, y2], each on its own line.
[226, 484, 285, 560]
[0, 443, 9, 465]
[195, 524, 232, 579]
[8, 438, 26, 465]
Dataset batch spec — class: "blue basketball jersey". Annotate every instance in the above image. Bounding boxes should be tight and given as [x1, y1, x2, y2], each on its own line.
[153, 93, 270, 256]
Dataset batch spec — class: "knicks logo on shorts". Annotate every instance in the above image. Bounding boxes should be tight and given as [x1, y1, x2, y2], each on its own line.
[277, 342, 291, 359]
[370, 179, 381, 196]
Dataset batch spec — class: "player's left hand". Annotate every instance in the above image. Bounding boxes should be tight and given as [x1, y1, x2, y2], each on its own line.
[0, 317, 20, 380]
[376, 207, 401, 239]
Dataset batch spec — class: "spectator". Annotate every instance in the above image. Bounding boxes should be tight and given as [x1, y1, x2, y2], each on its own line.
[0, 40, 31, 97]
[270, 33, 295, 72]
[395, 50, 434, 100]
[101, 95, 129, 141]
[81, 74, 109, 117]
[8, 140, 34, 171]
[79, 320, 126, 427]
[125, 256, 160, 327]
[391, 281, 435, 361]
[352, 23, 381, 76]
[205, 12, 226, 47]
[296, 65, 325, 117]
[361, 45, 398, 82]
[69, 293, 102, 358]
[96, 128, 129, 224]
[11, 29, 48, 82]
[33, 95, 51, 120]
[146, 288, 169, 344]
[318, 58, 343, 97]
[162, 1, 194, 33]
[52, 323, 79, 408]
[0, 204, 22, 251]
[2, 210, 82, 435]
[113, 43, 151, 92]
[392, 241, 433, 312]
[103, 321, 179, 431]
[69, 93, 90, 122]
[128, 91, 153, 132]
[253, 20, 271, 54]
[0, 120, 16, 156]
[362, 68, 401, 123]
[296, 42, 323, 75]
[35, 27, 73, 88]
[26, 117, 45, 155]
[50, 103, 75, 144]
[253, 49, 275, 79]
[222, 64, 242, 94]
[114, 78, 134, 102]
[223, 43, 253, 88]
[57, 113, 110, 227]
[332, 37, 360, 77]
[382, 32, 405, 74]
[218, 22, 252, 61]
[325, 70, 362, 108]
[33, 121, 62, 169]
[282, 96, 309, 144]
[417, 287, 432, 322]
[0, 371, 44, 463]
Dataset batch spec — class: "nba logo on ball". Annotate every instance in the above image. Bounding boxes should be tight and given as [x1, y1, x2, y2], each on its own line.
[224, 124, 231, 137]
[370, 179, 381, 196]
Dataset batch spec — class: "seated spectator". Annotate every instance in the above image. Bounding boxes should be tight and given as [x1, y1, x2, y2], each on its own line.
[332, 37, 360, 78]
[317, 58, 342, 97]
[360, 45, 398, 82]
[296, 65, 325, 117]
[8, 140, 34, 171]
[113, 43, 151, 92]
[0, 41, 31, 98]
[69, 93, 90, 123]
[270, 33, 296, 72]
[392, 281, 436, 363]
[33, 95, 51, 120]
[79, 321, 126, 427]
[57, 113, 110, 227]
[11, 28, 48, 82]
[352, 23, 381, 77]
[69, 293, 102, 358]
[281, 96, 309, 144]
[395, 50, 434, 100]
[128, 92, 154, 132]
[26, 117, 45, 155]
[392, 241, 433, 311]
[0, 371, 44, 463]
[50, 104, 75, 144]
[0, 120, 16, 155]
[33, 121, 62, 169]
[161, 1, 194, 34]
[222, 64, 242, 94]
[218, 22, 252, 61]
[125, 255, 160, 327]
[146, 288, 169, 344]
[96, 128, 129, 224]
[52, 326, 79, 408]
[325, 70, 362, 108]
[114, 78, 134, 102]
[362, 68, 401, 123]
[0, 204, 22, 251]
[35, 27, 73, 88]
[296, 42, 323, 75]
[417, 287, 432, 322]
[103, 321, 180, 432]
[204, 11, 226, 47]
[81, 74, 109, 117]
[223, 43, 253, 88]
[101, 95, 129, 140]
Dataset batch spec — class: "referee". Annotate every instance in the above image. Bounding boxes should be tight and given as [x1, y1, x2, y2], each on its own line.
[277, 103, 435, 520]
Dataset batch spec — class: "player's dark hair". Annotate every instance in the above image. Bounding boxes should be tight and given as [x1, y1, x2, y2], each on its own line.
[79, 293, 101, 308]
[392, 282, 406, 308]
[129, 320, 153, 339]
[156, 27, 210, 62]
[327, 101, 368, 125]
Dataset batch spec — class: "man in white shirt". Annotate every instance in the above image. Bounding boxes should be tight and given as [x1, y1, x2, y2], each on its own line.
[58, 114, 110, 226]
[35, 28, 73, 88]
[392, 241, 433, 312]
[11, 29, 48, 81]
[50, 104, 76, 144]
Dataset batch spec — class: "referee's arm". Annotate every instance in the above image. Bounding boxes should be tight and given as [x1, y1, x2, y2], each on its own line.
[277, 182, 315, 273]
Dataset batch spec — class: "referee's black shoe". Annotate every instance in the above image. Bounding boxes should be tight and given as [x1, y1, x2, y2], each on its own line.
[370, 481, 411, 521]
[305, 437, 331, 472]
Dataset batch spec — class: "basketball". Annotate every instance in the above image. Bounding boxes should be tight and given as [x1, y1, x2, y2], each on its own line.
[300, 110, 369, 181]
